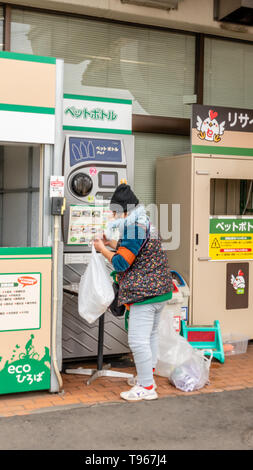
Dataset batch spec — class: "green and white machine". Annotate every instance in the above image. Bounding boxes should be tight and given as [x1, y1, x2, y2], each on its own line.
[0, 51, 64, 395]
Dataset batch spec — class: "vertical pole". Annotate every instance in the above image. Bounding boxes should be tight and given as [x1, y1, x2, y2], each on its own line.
[194, 33, 205, 105]
[27, 147, 33, 247]
[50, 58, 64, 393]
[3, 4, 11, 51]
[97, 314, 105, 371]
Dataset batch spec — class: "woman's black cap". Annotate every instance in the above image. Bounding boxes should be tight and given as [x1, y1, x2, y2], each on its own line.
[110, 184, 139, 213]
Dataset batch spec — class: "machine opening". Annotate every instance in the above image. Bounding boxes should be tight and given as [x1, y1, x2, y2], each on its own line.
[210, 178, 253, 216]
[0, 143, 41, 247]
[70, 172, 93, 197]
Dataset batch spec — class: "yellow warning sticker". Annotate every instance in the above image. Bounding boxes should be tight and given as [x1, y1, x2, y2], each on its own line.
[209, 218, 253, 260]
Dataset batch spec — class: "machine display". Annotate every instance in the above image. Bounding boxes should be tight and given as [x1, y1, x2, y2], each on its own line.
[63, 134, 130, 252]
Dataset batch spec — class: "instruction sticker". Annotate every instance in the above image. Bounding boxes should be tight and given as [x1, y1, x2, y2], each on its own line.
[50, 176, 64, 198]
[67, 204, 118, 246]
[209, 217, 253, 260]
[0, 273, 41, 331]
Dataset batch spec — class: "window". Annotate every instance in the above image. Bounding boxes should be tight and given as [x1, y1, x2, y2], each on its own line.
[11, 9, 195, 118]
[210, 178, 253, 216]
[0, 144, 41, 247]
[204, 38, 253, 109]
[134, 133, 190, 206]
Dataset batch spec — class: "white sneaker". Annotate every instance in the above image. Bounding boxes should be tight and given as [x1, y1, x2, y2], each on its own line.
[120, 384, 158, 402]
[127, 376, 157, 390]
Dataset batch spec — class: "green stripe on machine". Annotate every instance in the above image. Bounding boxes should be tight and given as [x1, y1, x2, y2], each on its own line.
[0, 247, 52, 256]
[192, 145, 253, 157]
[63, 94, 132, 105]
[0, 51, 56, 64]
[0, 103, 55, 115]
[63, 125, 131, 134]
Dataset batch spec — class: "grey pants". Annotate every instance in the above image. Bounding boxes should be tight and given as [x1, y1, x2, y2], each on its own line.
[128, 301, 166, 387]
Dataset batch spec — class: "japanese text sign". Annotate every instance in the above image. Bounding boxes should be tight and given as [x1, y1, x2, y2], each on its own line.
[192, 104, 253, 157]
[63, 94, 132, 134]
[209, 217, 253, 260]
[69, 137, 122, 167]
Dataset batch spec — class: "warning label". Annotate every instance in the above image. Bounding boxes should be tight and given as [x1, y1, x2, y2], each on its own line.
[209, 217, 253, 260]
[211, 238, 220, 249]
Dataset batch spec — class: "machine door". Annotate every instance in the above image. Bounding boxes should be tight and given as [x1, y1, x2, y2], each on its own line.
[192, 156, 253, 337]
[0, 143, 52, 394]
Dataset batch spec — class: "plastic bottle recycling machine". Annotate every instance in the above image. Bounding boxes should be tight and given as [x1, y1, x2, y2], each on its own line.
[156, 103, 253, 340]
[62, 131, 135, 362]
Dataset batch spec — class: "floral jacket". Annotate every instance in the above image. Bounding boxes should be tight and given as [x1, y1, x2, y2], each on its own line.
[109, 206, 173, 306]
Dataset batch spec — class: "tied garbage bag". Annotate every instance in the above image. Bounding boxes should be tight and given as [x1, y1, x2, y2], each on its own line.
[155, 309, 193, 378]
[155, 308, 213, 391]
[169, 349, 213, 392]
[78, 244, 114, 324]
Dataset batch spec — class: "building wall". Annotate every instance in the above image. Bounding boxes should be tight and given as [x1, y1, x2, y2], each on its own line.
[3, 1, 253, 206]
[4, 0, 253, 41]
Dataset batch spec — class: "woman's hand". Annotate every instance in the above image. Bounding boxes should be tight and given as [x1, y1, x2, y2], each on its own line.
[93, 238, 114, 263]
[93, 238, 105, 252]
[102, 234, 110, 246]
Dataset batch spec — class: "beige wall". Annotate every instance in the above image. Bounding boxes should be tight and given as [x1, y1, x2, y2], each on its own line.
[4, 0, 253, 42]
[0, 58, 56, 108]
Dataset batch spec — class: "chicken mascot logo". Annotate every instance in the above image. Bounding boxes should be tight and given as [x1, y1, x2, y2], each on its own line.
[231, 270, 245, 295]
[196, 109, 226, 143]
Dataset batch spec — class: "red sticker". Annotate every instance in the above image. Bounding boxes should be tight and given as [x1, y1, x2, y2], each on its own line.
[89, 167, 97, 176]
[18, 276, 38, 288]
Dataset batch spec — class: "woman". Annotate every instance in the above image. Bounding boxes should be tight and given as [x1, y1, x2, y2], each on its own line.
[94, 184, 173, 402]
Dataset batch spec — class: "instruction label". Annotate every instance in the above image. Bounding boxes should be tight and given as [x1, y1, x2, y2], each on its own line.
[209, 217, 253, 260]
[50, 176, 64, 198]
[67, 204, 118, 246]
[0, 273, 41, 331]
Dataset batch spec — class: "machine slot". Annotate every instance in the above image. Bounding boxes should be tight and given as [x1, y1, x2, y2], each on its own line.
[210, 178, 253, 216]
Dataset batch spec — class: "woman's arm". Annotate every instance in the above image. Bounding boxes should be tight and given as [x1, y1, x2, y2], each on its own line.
[106, 239, 118, 250]
[93, 239, 114, 263]
[94, 223, 147, 272]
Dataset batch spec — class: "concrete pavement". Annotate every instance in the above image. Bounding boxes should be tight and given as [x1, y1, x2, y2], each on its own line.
[0, 387, 253, 450]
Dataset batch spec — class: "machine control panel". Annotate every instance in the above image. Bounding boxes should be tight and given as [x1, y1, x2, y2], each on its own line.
[63, 134, 128, 251]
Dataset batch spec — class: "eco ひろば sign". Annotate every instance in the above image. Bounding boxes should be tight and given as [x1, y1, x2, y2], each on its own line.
[0, 332, 51, 394]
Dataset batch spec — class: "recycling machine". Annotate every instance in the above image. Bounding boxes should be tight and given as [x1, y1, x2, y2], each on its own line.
[62, 131, 135, 361]
[156, 103, 253, 339]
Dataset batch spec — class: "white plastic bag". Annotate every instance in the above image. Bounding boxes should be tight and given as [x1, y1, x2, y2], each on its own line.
[155, 309, 194, 378]
[78, 244, 114, 324]
[169, 349, 213, 392]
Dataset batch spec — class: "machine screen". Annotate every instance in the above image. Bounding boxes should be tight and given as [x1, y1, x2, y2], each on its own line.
[101, 173, 116, 187]
[69, 137, 122, 166]
[99, 172, 118, 188]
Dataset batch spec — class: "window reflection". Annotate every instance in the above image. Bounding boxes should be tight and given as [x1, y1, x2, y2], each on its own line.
[10, 9, 195, 118]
